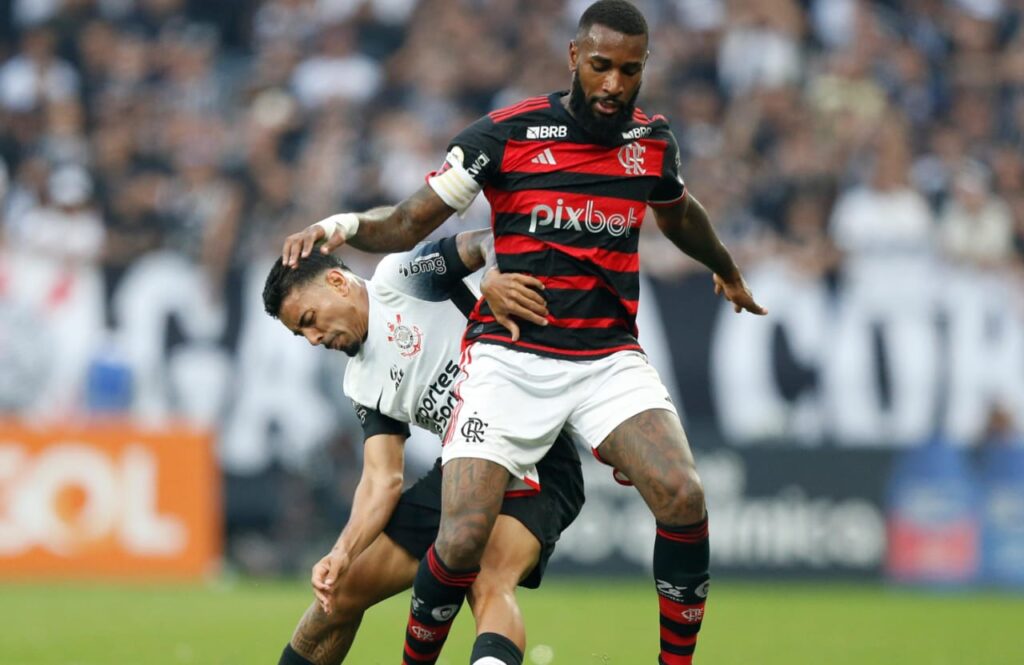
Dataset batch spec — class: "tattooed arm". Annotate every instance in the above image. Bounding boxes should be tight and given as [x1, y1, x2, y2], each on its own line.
[282, 185, 455, 266]
[651, 192, 767, 316]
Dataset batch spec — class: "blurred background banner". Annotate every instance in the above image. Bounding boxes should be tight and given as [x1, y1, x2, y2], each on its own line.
[1, 0, 1024, 586]
[0, 422, 220, 578]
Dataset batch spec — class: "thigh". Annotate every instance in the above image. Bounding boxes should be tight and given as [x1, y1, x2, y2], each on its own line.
[595, 408, 702, 520]
[332, 533, 420, 611]
[442, 344, 569, 485]
[567, 351, 679, 452]
[478, 515, 542, 588]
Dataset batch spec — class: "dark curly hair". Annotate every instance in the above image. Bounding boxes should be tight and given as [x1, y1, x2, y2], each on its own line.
[262, 252, 350, 319]
[578, 0, 649, 40]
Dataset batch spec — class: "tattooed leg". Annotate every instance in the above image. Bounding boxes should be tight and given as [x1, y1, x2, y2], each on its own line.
[435, 457, 509, 569]
[598, 409, 711, 665]
[291, 533, 419, 664]
[399, 458, 509, 664]
[596, 409, 705, 525]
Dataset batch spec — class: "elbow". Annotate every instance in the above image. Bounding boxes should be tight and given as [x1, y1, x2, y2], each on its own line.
[383, 471, 404, 500]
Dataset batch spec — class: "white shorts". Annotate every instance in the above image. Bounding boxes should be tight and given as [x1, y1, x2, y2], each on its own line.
[442, 343, 678, 489]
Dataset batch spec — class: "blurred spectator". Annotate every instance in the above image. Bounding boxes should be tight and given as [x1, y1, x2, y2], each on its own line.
[6, 165, 105, 265]
[939, 161, 1015, 268]
[829, 118, 936, 293]
[718, 0, 803, 96]
[291, 22, 382, 109]
[0, 26, 79, 112]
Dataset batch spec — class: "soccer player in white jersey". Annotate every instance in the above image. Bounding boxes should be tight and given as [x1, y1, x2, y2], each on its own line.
[263, 229, 583, 665]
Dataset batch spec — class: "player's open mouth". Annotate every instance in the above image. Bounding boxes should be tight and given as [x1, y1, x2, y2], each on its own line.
[594, 99, 620, 115]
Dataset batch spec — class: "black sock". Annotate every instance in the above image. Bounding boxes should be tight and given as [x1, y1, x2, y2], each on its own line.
[402, 545, 478, 664]
[470, 632, 524, 664]
[278, 643, 316, 665]
[653, 517, 710, 665]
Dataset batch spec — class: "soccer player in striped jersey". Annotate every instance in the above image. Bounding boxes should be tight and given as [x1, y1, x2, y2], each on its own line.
[282, 2, 766, 663]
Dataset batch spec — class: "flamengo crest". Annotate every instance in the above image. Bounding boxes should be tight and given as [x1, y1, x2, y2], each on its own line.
[618, 141, 647, 175]
[387, 314, 423, 358]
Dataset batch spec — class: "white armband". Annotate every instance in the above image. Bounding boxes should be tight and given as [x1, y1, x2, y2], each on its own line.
[315, 213, 360, 241]
[427, 148, 483, 217]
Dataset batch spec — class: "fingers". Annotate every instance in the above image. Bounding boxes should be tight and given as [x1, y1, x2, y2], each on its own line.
[321, 229, 346, 254]
[282, 225, 328, 268]
[314, 587, 332, 614]
[300, 231, 317, 260]
[311, 559, 335, 614]
[495, 314, 520, 342]
[283, 238, 301, 268]
[744, 299, 768, 316]
[515, 274, 546, 292]
[514, 284, 548, 314]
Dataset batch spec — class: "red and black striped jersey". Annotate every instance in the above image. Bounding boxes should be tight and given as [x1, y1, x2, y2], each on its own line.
[428, 91, 686, 360]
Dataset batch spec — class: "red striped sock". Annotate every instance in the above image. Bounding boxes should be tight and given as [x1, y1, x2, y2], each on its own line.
[654, 518, 710, 665]
[402, 545, 478, 664]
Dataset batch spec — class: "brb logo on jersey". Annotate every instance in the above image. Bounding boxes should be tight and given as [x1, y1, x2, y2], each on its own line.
[386, 314, 422, 358]
[529, 198, 639, 237]
[618, 141, 647, 175]
[526, 125, 567, 139]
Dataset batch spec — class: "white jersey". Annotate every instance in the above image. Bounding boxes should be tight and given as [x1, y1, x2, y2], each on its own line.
[343, 237, 478, 438]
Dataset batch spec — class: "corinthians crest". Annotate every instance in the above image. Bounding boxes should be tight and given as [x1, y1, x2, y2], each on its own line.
[386, 313, 423, 358]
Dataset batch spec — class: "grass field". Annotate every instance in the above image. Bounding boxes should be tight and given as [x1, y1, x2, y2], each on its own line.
[2, 577, 1022, 664]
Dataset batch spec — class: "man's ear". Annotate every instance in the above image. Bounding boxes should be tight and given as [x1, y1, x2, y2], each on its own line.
[568, 39, 578, 72]
[326, 268, 349, 294]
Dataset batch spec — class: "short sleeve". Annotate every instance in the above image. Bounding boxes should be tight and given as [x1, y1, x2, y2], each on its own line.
[370, 235, 473, 301]
[647, 130, 687, 207]
[352, 400, 410, 441]
[427, 115, 503, 216]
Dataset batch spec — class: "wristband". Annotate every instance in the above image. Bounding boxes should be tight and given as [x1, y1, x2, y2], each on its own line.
[315, 213, 359, 241]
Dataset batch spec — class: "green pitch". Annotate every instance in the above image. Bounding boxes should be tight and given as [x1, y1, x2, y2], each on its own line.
[2, 577, 1021, 664]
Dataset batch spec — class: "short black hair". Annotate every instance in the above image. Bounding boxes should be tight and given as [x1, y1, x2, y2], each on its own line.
[577, 0, 648, 39]
[262, 253, 350, 319]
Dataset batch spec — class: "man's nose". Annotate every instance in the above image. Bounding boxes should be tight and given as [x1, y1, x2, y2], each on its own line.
[304, 330, 322, 346]
[602, 71, 623, 96]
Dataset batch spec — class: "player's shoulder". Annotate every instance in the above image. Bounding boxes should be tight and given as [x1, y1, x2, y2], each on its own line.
[487, 94, 556, 124]
[342, 349, 384, 408]
[620, 105, 673, 141]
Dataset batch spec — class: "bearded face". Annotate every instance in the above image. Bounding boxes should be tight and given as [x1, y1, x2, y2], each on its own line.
[568, 69, 640, 145]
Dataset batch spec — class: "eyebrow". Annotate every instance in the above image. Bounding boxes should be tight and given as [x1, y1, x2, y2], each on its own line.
[589, 54, 643, 69]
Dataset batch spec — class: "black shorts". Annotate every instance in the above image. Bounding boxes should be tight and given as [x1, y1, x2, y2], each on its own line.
[383, 432, 584, 589]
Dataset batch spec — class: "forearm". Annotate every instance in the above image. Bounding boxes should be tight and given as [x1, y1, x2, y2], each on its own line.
[347, 185, 454, 253]
[455, 229, 495, 272]
[659, 195, 739, 278]
[347, 203, 420, 253]
[332, 475, 402, 560]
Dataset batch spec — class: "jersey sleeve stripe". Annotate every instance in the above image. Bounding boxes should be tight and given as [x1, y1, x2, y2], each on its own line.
[488, 96, 550, 122]
[648, 187, 688, 207]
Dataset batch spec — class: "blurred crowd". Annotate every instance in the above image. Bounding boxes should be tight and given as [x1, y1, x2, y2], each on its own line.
[5, 0, 1024, 575]
[3, 0, 1024, 293]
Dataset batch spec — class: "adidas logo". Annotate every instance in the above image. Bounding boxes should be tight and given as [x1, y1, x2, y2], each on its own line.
[530, 148, 557, 166]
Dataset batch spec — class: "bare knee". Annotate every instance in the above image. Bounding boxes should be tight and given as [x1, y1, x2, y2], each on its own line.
[650, 465, 706, 526]
[436, 517, 491, 569]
